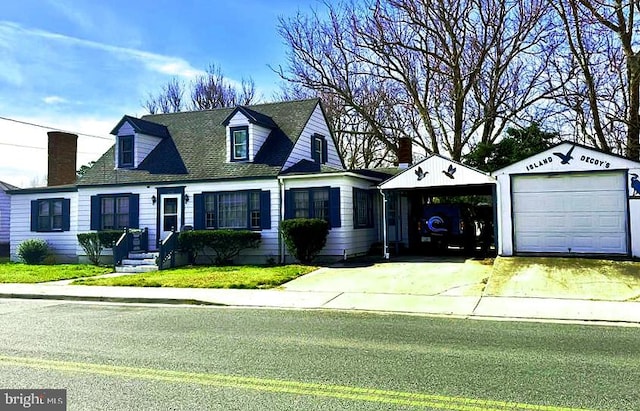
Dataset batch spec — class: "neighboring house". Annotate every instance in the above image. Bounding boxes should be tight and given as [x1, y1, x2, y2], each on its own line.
[9, 99, 394, 264]
[0, 181, 18, 256]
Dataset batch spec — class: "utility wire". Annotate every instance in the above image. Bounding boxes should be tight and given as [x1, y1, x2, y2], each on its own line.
[0, 141, 106, 155]
[0, 115, 113, 141]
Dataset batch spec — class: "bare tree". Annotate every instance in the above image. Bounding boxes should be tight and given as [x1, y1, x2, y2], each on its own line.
[276, 6, 420, 168]
[143, 64, 257, 113]
[551, 0, 640, 158]
[192, 65, 256, 110]
[277, 0, 565, 162]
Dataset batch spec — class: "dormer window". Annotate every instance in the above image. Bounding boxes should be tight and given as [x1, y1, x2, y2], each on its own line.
[231, 126, 249, 161]
[312, 134, 327, 164]
[118, 135, 134, 168]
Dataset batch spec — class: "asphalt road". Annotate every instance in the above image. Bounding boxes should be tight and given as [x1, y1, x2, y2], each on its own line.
[0, 299, 638, 410]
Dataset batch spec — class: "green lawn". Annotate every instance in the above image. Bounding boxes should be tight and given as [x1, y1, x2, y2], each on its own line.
[72, 265, 318, 289]
[0, 263, 113, 283]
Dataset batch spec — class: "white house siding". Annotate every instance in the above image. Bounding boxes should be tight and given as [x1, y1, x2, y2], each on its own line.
[185, 179, 281, 264]
[10, 191, 78, 263]
[249, 124, 271, 160]
[281, 174, 383, 262]
[0, 189, 10, 246]
[283, 104, 344, 171]
[76, 185, 158, 259]
[133, 133, 162, 168]
[78, 180, 282, 264]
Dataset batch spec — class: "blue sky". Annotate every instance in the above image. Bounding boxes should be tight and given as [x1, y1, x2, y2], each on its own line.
[0, 0, 321, 187]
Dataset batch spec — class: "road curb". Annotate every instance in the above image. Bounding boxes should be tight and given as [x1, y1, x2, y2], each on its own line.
[0, 293, 224, 306]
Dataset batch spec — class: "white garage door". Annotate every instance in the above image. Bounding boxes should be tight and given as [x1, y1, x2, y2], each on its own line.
[512, 172, 628, 254]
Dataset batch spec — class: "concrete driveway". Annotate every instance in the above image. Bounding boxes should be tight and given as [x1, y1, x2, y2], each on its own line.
[282, 256, 493, 297]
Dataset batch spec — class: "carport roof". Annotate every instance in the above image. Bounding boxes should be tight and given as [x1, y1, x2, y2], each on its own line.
[378, 154, 495, 190]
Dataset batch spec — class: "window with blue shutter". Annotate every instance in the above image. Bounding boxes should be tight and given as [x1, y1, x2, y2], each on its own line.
[284, 187, 340, 228]
[89, 194, 139, 230]
[311, 134, 327, 164]
[30, 198, 71, 232]
[193, 190, 271, 230]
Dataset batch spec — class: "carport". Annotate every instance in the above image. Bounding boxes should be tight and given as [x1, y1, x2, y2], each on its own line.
[493, 142, 640, 258]
[378, 154, 497, 259]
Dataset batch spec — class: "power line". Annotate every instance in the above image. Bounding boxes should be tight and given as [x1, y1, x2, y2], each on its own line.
[0, 141, 105, 155]
[0, 115, 113, 141]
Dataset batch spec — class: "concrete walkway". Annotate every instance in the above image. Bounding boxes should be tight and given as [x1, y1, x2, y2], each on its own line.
[1, 256, 640, 324]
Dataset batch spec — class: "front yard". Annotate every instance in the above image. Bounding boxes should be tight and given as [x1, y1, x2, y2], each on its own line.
[71, 265, 317, 288]
[0, 262, 317, 289]
[0, 263, 111, 283]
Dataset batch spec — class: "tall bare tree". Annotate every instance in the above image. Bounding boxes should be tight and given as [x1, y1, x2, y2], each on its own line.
[277, 0, 565, 162]
[143, 64, 257, 114]
[551, 0, 640, 158]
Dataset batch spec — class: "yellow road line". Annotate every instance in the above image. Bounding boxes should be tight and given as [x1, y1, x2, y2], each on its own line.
[0, 355, 591, 411]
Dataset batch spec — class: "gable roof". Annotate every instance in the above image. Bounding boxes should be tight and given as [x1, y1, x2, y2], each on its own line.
[110, 115, 170, 139]
[78, 99, 321, 186]
[221, 106, 278, 129]
[379, 154, 495, 190]
[492, 141, 640, 175]
[0, 181, 18, 192]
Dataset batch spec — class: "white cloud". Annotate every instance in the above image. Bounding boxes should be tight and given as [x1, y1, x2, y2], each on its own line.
[0, 21, 205, 79]
[43, 96, 67, 105]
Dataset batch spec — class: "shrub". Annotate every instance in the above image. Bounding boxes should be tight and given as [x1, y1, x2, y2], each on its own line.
[97, 230, 125, 248]
[280, 218, 329, 264]
[179, 230, 262, 265]
[77, 233, 103, 266]
[17, 239, 49, 264]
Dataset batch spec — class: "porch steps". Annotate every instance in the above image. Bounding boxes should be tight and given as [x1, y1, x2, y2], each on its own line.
[116, 252, 159, 273]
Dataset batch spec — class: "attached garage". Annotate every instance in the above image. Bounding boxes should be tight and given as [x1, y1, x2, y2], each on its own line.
[494, 142, 640, 257]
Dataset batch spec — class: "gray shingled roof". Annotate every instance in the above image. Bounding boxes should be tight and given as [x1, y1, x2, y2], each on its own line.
[78, 99, 320, 186]
[0, 181, 19, 191]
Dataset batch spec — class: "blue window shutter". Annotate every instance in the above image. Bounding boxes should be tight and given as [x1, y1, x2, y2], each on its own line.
[284, 190, 294, 219]
[322, 138, 328, 164]
[260, 190, 271, 229]
[311, 136, 319, 163]
[30, 200, 38, 232]
[329, 187, 341, 228]
[193, 194, 204, 229]
[62, 198, 71, 231]
[352, 188, 357, 229]
[90, 195, 100, 230]
[129, 194, 139, 228]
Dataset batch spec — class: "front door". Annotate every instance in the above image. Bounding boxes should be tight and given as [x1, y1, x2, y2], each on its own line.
[160, 194, 182, 240]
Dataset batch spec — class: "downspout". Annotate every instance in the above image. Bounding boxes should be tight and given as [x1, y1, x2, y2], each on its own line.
[380, 188, 390, 259]
[278, 177, 285, 264]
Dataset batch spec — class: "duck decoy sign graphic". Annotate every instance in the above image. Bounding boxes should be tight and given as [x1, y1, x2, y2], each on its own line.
[525, 145, 611, 172]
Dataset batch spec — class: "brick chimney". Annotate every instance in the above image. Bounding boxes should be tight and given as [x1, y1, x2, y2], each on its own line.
[47, 131, 78, 186]
[397, 137, 413, 169]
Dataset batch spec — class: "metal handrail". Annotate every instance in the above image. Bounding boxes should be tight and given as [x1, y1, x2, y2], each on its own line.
[158, 229, 178, 270]
[113, 228, 131, 268]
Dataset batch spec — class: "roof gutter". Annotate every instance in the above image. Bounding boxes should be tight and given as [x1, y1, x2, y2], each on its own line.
[277, 171, 385, 183]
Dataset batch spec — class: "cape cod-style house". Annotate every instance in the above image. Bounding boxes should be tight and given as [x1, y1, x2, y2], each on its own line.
[8, 99, 393, 266]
